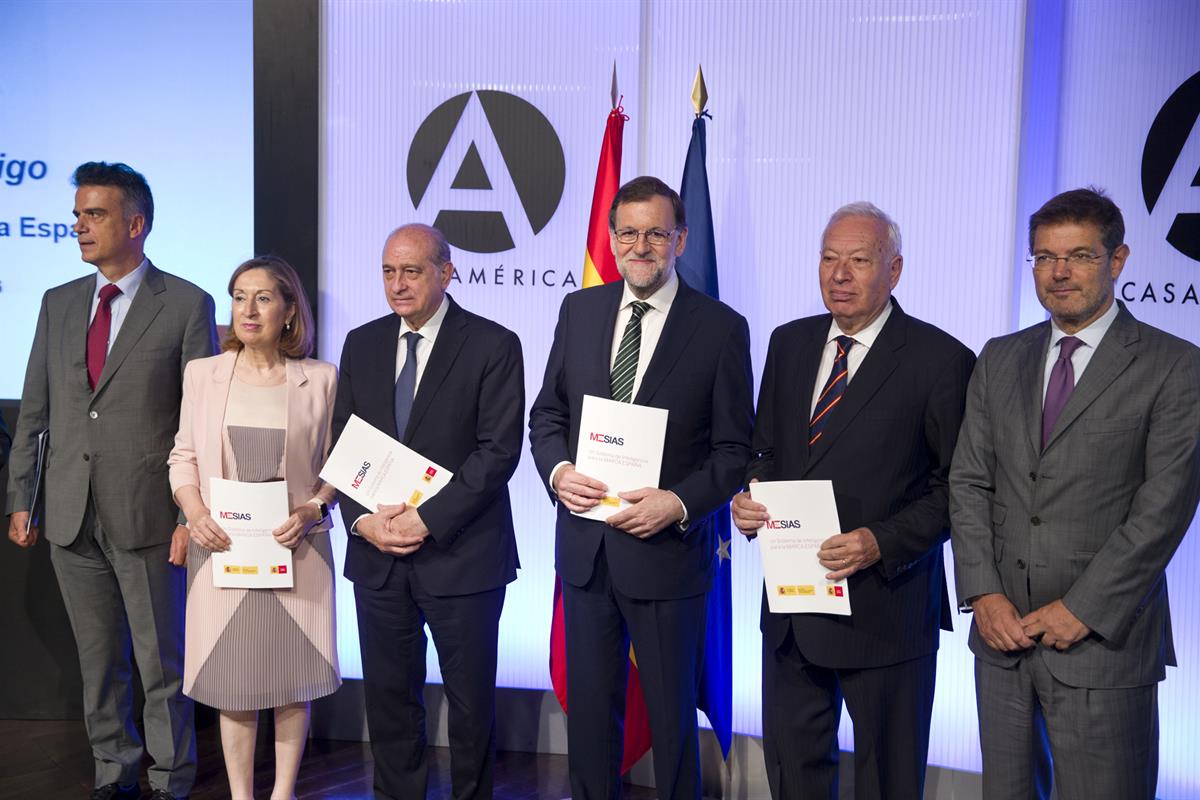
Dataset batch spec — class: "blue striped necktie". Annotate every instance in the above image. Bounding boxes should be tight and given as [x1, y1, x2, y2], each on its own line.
[809, 335, 854, 446]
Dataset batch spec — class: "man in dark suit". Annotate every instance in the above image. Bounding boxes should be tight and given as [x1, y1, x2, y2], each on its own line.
[529, 176, 754, 800]
[732, 203, 975, 799]
[332, 223, 523, 800]
[950, 189, 1200, 799]
[6, 162, 217, 800]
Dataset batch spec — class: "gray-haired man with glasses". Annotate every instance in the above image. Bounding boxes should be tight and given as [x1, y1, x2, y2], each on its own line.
[951, 187, 1200, 798]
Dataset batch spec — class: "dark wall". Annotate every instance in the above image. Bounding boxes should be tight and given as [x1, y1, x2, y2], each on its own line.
[0, 0, 321, 719]
[255, 0, 321, 346]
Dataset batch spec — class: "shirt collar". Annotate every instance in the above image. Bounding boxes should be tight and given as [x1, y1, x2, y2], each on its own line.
[825, 299, 893, 349]
[95, 258, 149, 301]
[1050, 299, 1119, 353]
[400, 294, 449, 345]
[620, 267, 679, 315]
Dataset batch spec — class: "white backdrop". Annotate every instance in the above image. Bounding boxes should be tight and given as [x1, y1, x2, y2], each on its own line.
[319, 1, 1200, 796]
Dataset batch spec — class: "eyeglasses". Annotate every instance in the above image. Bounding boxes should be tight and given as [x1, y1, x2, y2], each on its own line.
[1027, 251, 1109, 270]
[613, 227, 677, 246]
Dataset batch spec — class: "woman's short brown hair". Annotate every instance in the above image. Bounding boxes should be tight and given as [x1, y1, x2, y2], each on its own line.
[221, 255, 315, 358]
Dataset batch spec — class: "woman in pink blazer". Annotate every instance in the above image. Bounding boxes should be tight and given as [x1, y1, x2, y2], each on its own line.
[168, 256, 339, 800]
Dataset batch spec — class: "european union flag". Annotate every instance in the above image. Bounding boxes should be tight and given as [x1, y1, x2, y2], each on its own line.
[678, 110, 732, 760]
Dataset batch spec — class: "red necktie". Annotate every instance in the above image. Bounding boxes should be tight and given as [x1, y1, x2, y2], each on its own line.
[87, 284, 123, 391]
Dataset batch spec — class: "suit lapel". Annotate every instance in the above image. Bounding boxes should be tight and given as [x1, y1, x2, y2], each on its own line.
[283, 357, 310, 470]
[94, 263, 165, 396]
[634, 280, 701, 405]
[1043, 306, 1138, 451]
[405, 297, 469, 439]
[787, 319, 828, 473]
[373, 314, 404, 439]
[805, 305, 903, 470]
[1018, 325, 1051, 457]
[66, 276, 94, 392]
[581, 282, 623, 401]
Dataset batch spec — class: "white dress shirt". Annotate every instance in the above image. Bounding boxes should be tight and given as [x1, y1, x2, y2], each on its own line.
[394, 294, 449, 391]
[809, 300, 894, 416]
[1041, 299, 1119, 403]
[90, 259, 149, 355]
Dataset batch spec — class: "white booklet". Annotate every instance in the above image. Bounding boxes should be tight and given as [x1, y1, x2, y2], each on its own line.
[751, 480, 851, 615]
[210, 478, 294, 589]
[320, 414, 454, 510]
[572, 394, 668, 522]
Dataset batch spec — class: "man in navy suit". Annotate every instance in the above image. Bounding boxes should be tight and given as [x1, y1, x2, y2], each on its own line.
[529, 176, 754, 800]
[332, 223, 524, 800]
[732, 203, 975, 799]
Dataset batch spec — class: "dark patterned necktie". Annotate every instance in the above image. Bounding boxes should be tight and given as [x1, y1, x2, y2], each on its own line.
[610, 301, 650, 403]
[809, 335, 854, 446]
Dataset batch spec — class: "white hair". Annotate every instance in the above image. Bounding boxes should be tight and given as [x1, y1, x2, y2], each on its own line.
[824, 201, 902, 258]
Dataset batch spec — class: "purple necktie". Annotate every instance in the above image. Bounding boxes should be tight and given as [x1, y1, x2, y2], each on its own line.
[1042, 336, 1084, 449]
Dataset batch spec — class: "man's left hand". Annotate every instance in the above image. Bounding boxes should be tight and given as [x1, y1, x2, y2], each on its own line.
[1021, 599, 1091, 651]
[168, 525, 189, 567]
[817, 527, 880, 580]
[608, 488, 684, 538]
[384, 504, 431, 556]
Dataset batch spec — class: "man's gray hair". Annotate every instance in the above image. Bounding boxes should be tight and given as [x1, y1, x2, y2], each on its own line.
[824, 202, 902, 258]
[388, 223, 452, 265]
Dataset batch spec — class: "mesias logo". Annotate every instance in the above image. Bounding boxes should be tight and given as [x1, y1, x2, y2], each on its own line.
[765, 519, 803, 530]
[219, 511, 252, 521]
[351, 461, 371, 490]
[589, 432, 624, 446]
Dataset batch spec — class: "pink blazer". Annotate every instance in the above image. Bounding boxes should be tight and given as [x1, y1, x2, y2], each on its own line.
[168, 351, 338, 529]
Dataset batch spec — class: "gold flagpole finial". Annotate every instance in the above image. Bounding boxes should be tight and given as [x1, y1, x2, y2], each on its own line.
[691, 64, 708, 117]
[611, 61, 619, 109]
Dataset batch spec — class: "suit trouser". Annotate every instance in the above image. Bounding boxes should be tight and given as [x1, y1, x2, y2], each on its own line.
[48, 496, 195, 796]
[761, 625, 937, 800]
[354, 557, 505, 800]
[975, 653, 1158, 800]
[562, 545, 708, 800]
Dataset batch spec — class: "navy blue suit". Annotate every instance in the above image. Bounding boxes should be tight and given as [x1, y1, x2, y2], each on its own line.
[748, 301, 974, 799]
[332, 296, 523, 800]
[529, 277, 753, 800]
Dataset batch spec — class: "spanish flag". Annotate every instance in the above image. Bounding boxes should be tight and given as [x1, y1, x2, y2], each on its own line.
[550, 82, 651, 775]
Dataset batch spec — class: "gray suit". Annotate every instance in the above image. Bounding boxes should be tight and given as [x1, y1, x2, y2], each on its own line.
[7, 262, 217, 796]
[950, 302, 1200, 799]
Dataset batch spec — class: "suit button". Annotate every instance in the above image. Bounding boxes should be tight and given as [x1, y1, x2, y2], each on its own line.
[83, 454, 90, 461]
[1031, 516, 1041, 525]
[89, 410, 99, 420]
[1029, 471, 1037, 481]
[1017, 559, 1027, 569]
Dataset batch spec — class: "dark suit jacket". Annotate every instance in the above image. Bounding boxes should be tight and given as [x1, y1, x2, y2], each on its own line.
[332, 296, 523, 597]
[951, 303, 1200, 688]
[529, 277, 754, 601]
[6, 262, 218, 548]
[748, 301, 975, 669]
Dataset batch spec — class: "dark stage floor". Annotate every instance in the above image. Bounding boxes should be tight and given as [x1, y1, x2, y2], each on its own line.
[0, 718, 658, 799]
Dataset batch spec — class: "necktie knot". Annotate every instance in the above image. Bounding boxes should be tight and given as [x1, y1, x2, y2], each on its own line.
[835, 335, 855, 356]
[629, 301, 650, 321]
[99, 284, 122, 306]
[403, 330, 422, 353]
[1057, 335, 1083, 361]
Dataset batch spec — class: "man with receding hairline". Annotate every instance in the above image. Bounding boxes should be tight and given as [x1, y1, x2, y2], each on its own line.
[733, 202, 974, 799]
[332, 223, 524, 800]
[7, 161, 217, 800]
